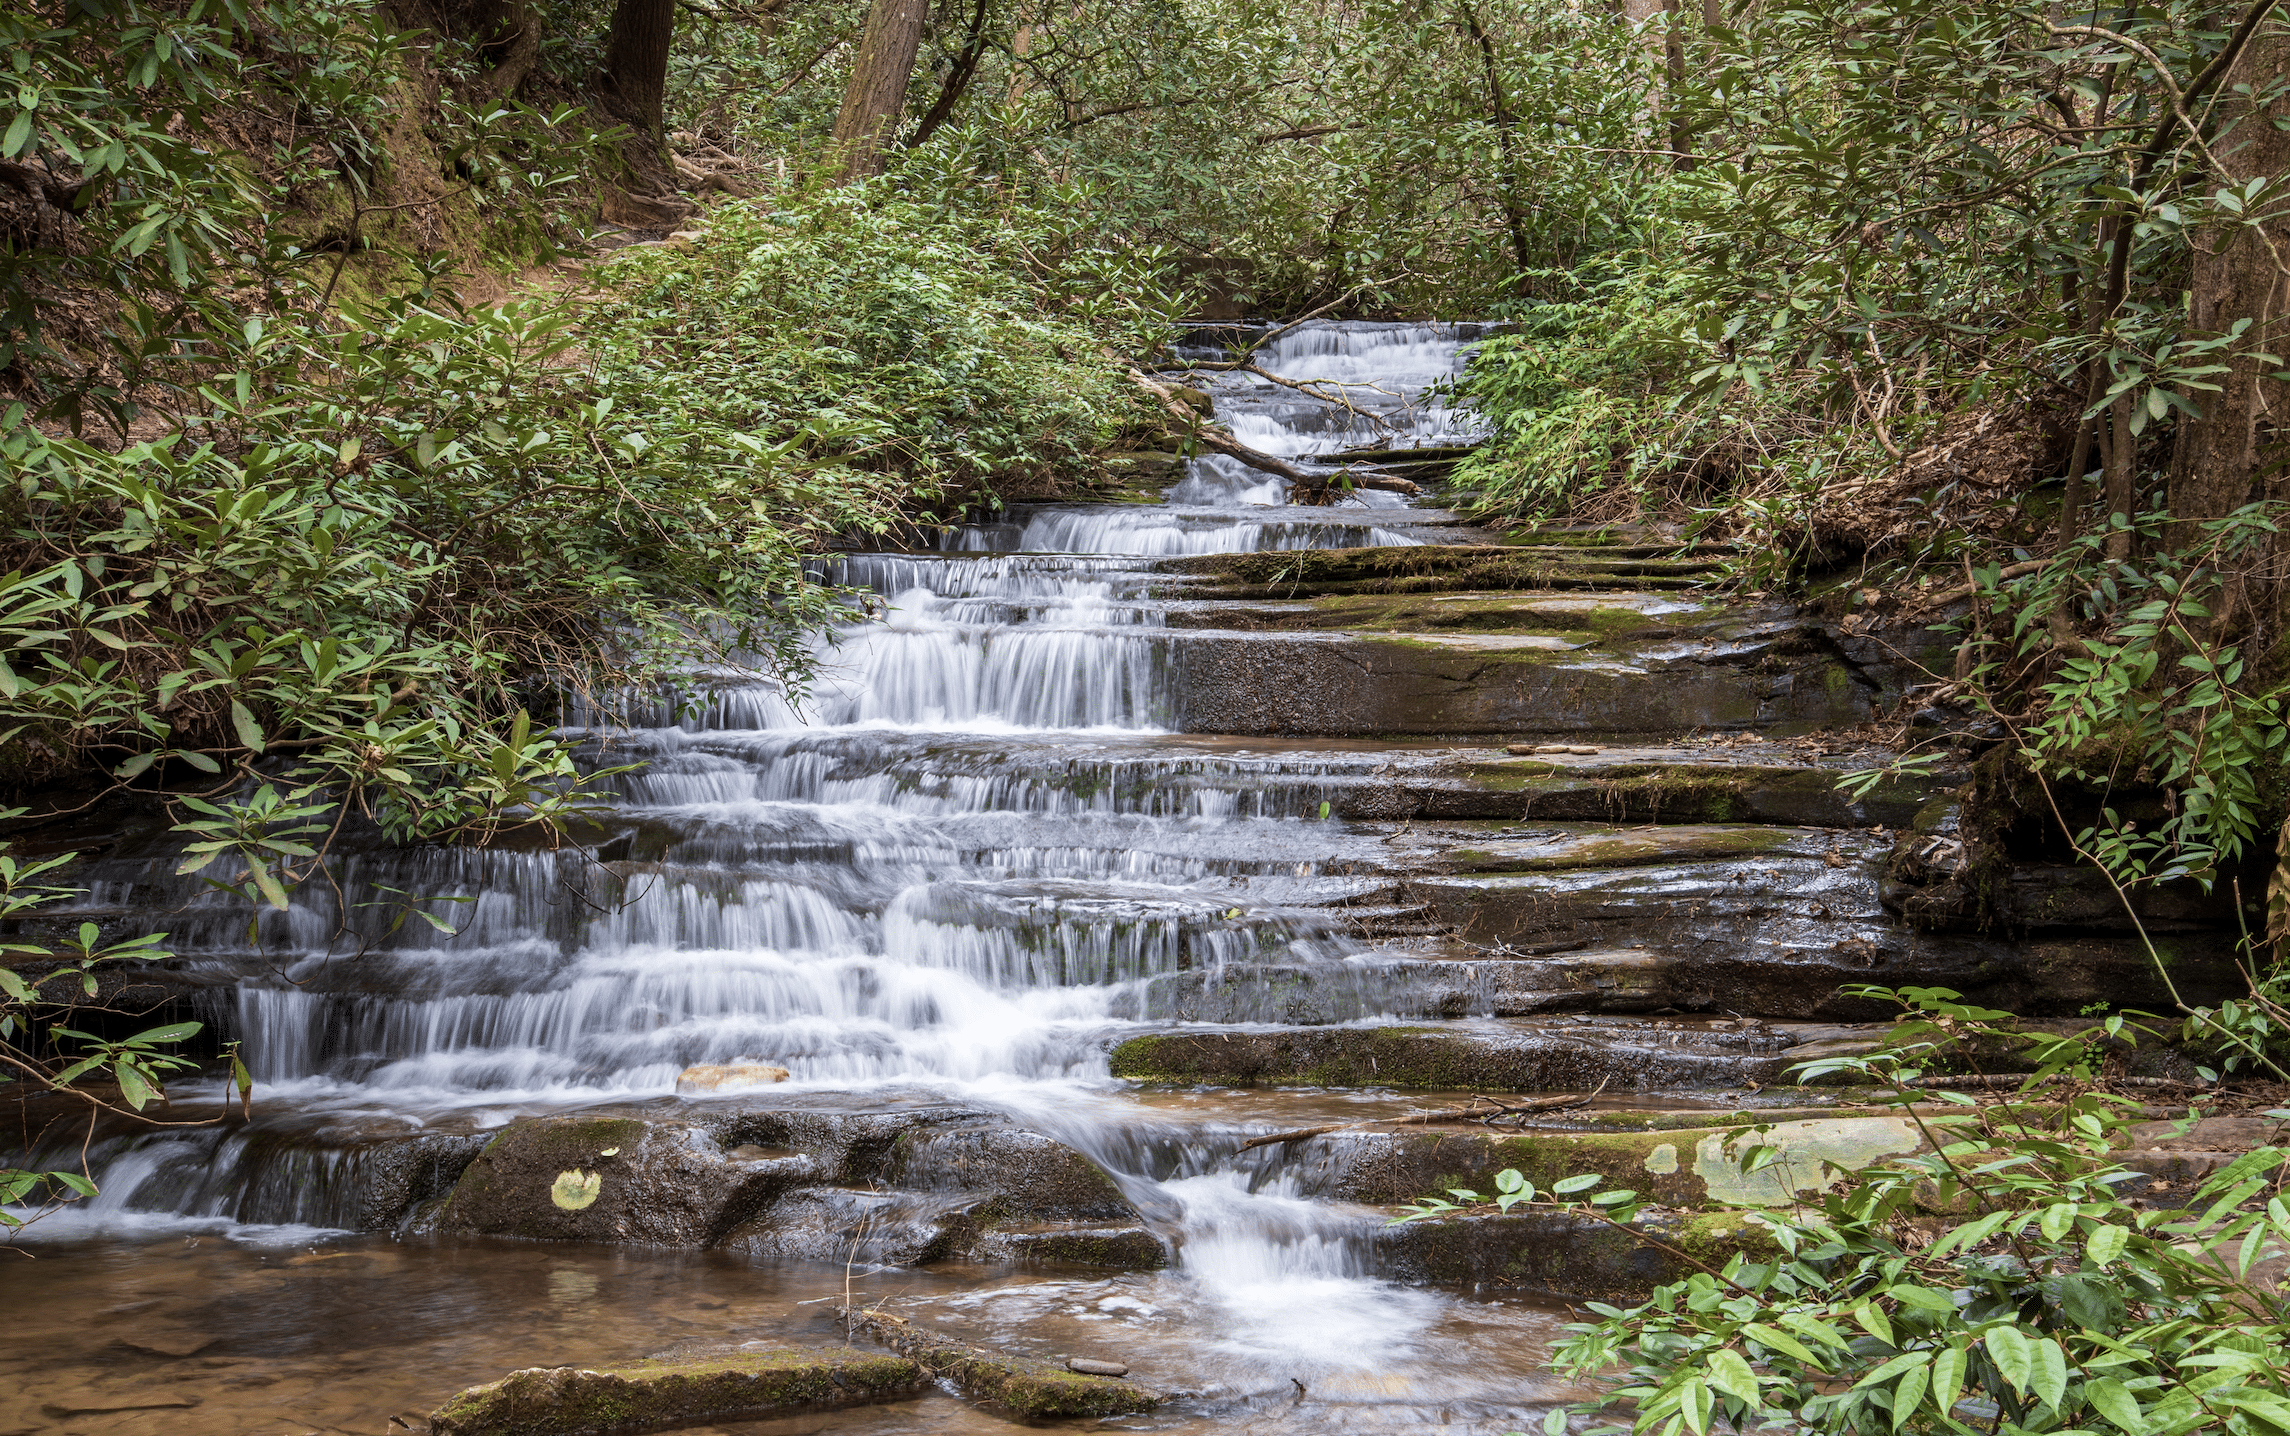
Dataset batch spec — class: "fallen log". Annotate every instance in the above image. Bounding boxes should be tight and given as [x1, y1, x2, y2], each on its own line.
[1120, 366, 1420, 501]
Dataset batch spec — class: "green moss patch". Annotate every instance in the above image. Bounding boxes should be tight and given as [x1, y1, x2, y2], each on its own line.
[845, 1308, 1160, 1418]
[429, 1347, 926, 1436]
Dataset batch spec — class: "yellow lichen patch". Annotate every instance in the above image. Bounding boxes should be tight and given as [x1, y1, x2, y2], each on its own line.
[1692, 1118, 1921, 1206]
[551, 1169, 602, 1210]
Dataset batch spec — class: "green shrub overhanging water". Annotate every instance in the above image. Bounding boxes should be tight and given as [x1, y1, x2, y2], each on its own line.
[0, 170, 1176, 1221]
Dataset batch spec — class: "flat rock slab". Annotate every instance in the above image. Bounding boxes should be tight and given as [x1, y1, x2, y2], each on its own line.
[844, 1308, 1160, 1418]
[429, 1348, 927, 1436]
[1376, 1207, 1779, 1300]
[1106, 1020, 1851, 1092]
[1268, 1113, 1930, 1208]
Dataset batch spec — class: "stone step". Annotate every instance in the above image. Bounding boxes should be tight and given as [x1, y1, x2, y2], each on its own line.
[1155, 545, 1730, 602]
[1166, 619, 1884, 737]
[1103, 1016, 1885, 1092]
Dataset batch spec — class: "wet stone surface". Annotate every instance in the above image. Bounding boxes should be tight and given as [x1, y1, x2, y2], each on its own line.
[2, 319, 2253, 1436]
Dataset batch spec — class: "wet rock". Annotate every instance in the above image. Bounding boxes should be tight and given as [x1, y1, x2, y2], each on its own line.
[1407, 844, 2247, 1018]
[352, 1131, 493, 1230]
[1167, 621, 1876, 738]
[423, 1106, 1155, 1263]
[1386, 755, 1948, 828]
[1376, 1207, 1779, 1299]
[968, 1222, 1167, 1268]
[1067, 1357, 1130, 1376]
[1270, 1113, 1928, 1208]
[675, 1061, 789, 1093]
[880, 1126, 1136, 1221]
[428, 1348, 927, 1436]
[1106, 1019, 1825, 1092]
[843, 1308, 1160, 1418]
[427, 1115, 805, 1245]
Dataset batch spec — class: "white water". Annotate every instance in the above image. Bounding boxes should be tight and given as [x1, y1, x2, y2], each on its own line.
[17, 324, 1527, 1418]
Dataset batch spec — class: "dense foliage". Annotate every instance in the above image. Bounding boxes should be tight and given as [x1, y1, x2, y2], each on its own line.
[1401, 988, 2290, 1436]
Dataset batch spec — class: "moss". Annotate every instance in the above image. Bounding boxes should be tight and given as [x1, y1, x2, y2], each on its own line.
[434, 1116, 655, 1239]
[847, 1309, 1159, 1418]
[429, 1348, 927, 1436]
[1677, 1210, 1781, 1265]
[1441, 826, 1797, 874]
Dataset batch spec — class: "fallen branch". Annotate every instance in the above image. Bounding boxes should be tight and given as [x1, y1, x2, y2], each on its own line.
[1918, 558, 2054, 607]
[1119, 365, 1420, 501]
[1236, 1079, 1610, 1152]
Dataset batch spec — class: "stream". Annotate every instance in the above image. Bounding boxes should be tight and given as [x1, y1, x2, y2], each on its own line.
[1, 322, 1628, 1436]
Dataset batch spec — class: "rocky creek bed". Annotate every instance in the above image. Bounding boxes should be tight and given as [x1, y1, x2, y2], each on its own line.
[4, 319, 2277, 1436]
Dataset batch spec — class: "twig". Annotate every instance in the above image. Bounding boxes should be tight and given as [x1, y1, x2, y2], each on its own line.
[1237, 1079, 1611, 1152]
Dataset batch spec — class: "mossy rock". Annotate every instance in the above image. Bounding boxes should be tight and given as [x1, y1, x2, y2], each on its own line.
[1106, 1023, 1801, 1092]
[1375, 1206, 1779, 1299]
[1296, 1115, 1932, 1208]
[846, 1308, 1160, 1418]
[428, 1114, 798, 1246]
[428, 1347, 926, 1436]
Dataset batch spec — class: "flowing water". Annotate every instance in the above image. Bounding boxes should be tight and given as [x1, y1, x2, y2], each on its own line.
[4, 323, 1595, 1435]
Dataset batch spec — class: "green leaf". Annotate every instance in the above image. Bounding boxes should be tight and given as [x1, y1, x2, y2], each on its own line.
[126, 1021, 201, 1045]
[2, 109, 30, 157]
[1553, 1173, 1602, 1194]
[247, 859, 291, 911]
[1706, 1349, 1759, 1405]
[1931, 1345, 1966, 1418]
[229, 699, 264, 753]
[2087, 1377, 2143, 1431]
[2030, 1338, 2067, 1412]
[2087, 1222, 2128, 1265]
[1853, 1302, 1894, 1347]
[1744, 1323, 1825, 1368]
[1680, 1377, 1711, 1436]
[1986, 1325, 2032, 1394]
[114, 1060, 154, 1109]
[1891, 1362, 1928, 1430]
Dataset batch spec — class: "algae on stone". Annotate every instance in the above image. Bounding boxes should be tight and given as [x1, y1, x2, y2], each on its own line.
[428, 1347, 926, 1436]
[843, 1307, 1160, 1418]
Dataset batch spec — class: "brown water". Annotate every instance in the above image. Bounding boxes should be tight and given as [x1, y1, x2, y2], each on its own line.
[4, 1232, 1579, 1436]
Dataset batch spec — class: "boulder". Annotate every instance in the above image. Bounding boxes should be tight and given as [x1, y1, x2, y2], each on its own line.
[426, 1115, 809, 1245]
[428, 1348, 925, 1436]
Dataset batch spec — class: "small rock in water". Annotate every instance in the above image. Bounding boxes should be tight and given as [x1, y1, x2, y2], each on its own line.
[676, 1061, 790, 1093]
[1505, 743, 1603, 756]
[1067, 1358, 1130, 1377]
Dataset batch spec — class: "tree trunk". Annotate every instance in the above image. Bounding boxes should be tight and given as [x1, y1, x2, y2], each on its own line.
[1458, 0, 1534, 283]
[905, 0, 992, 150]
[604, 0, 675, 151]
[1660, 0, 1691, 168]
[2168, 23, 2290, 527]
[2105, 390, 2134, 560]
[831, 0, 931, 180]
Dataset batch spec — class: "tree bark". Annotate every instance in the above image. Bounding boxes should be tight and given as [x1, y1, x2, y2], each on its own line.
[1458, 0, 1534, 283]
[831, 0, 931, 179]
[904, 0, 992, 150]
[2168, 22, 2290, 527]
[1660, 0, 1691, 168]
[604, 0, 675, 151]
[2104, 389, 2135, 560]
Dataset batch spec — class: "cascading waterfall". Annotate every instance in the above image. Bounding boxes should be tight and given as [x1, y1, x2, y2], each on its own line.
[7, 323, 1559, 1428]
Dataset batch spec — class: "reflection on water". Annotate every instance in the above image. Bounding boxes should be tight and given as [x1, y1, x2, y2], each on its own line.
[3, 323, 1565, 1436]
[2, 1233, 1579, 1435]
